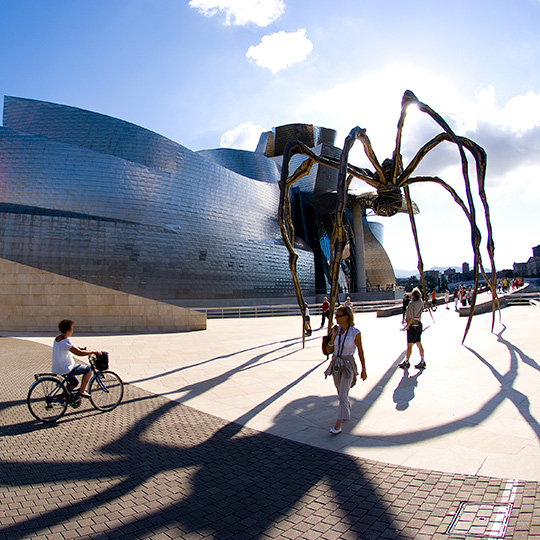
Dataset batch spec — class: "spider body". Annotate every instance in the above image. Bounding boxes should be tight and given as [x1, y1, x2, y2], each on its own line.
[278, 90, 499, 345]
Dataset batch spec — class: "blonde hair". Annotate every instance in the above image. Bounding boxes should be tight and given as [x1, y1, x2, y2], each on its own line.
[338, 304, 355, 326]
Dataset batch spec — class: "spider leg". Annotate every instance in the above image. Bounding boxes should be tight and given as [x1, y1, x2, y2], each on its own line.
[404, 100, 483, 339]
[458, 138, 500, 329]
[406, 172, 499, 341]
[353, 128, 388, 184]
[402, 135, 498, 298]
[326, 128, 366, 327]
[397, 96, 499, 342]
[402, 134, 499, 325]
[278, 138, 378, 345]
[403, 186, 433, 322]
[279, 141, 318, 346]
[391, 90, 419, 184]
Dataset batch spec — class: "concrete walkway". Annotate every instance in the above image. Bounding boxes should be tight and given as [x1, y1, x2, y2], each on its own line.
[2, 301, 540, 539]
[20, 301, 540, 482]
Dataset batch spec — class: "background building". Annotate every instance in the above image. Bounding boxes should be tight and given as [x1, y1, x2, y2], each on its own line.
[0, 97, 398, 306]
[514, 246, 540, 278]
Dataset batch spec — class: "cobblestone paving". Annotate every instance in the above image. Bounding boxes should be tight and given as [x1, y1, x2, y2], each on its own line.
[1, 337, 540, 539]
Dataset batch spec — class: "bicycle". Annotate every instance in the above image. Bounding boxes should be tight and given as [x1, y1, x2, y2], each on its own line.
[27, 353, 124, 423]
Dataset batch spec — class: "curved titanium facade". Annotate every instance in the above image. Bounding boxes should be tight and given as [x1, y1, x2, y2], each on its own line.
[0, 97, 315, 302]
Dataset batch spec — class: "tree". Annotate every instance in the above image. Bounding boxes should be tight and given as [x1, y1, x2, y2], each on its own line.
[404, 275, 420, 292]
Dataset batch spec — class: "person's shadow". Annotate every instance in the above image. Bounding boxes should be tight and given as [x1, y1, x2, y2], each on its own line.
[393, 368, 422, 411]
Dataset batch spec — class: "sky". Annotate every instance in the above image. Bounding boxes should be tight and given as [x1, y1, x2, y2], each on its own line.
[1, 0, 539, 273]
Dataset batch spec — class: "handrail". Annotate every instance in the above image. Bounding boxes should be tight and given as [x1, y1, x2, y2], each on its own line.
[193, 300, 402, 319]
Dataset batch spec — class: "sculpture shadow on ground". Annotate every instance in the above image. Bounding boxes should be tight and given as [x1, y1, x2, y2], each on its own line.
[2, 315, 538, 539]
[128, 335, 303, 386]
[0, 338, 405, 540]
[334, 321, 540, 448]
[463, 324, 540, 441]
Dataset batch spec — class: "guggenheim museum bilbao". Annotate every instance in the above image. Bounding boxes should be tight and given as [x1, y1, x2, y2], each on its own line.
[0, 96, 396, 306]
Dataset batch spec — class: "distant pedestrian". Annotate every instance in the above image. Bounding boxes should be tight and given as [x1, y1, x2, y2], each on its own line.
[431, 290, 437, 311]
[445, 290, 450, 310]
[304, 303, 312, 336]
[320, 297, 330, 328]
[399, 288, 426, 370]
[343, 296, 354, 312]
[324, 305, 367, 435]
[402, 293, 410, 324]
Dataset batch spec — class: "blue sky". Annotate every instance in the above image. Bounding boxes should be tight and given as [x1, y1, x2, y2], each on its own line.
[2, 0, 540, 272]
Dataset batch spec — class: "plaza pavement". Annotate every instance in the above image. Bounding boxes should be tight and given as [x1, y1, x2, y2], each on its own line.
[1, 300, 540, 538]
[22, 297, 540, 482]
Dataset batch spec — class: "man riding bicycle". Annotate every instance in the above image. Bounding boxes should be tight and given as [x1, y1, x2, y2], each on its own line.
[52, 319, 99, 398]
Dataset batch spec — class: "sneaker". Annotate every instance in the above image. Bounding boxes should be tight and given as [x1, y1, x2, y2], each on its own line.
[398, 360, 410, 370]
[415, 360, 426, 370]
[329, 427, 342, 435]
[70, 395, 82, 408]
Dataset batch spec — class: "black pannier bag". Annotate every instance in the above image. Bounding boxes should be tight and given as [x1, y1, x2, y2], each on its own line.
[94, 351, 109, 371]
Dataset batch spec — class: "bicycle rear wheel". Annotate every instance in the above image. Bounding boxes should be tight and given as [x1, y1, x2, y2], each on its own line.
[89, 371, 124, 411]
[27, 377, 68, 422]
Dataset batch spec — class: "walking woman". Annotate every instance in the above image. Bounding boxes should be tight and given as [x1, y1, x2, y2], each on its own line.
[323, 305, 367, 435]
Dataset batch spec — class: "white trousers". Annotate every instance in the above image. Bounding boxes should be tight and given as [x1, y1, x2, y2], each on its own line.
[332, 371, 353, 421]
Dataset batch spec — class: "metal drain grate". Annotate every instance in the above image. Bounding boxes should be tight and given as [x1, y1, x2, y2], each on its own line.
[447, 503, 513, 537]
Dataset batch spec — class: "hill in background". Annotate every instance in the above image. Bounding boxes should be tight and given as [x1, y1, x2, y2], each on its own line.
[395, 267, 462, 279]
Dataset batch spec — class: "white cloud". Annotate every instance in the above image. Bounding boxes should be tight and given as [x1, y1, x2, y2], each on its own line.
[453, 86, 540, 134]
[188, 0, 284, 26]
[220, 121, 265, 150]
[490, 164, 540, 200]
[246, 29, 313, 73]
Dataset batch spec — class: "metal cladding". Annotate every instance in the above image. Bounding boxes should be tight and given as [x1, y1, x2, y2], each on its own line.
[0, 97, 315, 302]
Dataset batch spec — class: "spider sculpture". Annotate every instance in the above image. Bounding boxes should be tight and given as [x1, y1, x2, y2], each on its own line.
[278, 90, 499, 345]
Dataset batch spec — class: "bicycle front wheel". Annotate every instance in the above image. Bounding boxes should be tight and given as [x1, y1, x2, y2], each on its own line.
[27, 377, 68, 422]
[89, 371, 124, 411]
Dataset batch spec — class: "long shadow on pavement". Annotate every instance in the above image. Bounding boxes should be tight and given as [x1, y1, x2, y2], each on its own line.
[0, 337, 406, 540]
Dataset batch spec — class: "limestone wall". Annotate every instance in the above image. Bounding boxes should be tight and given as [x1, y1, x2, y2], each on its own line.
[0, 258, 206, 333]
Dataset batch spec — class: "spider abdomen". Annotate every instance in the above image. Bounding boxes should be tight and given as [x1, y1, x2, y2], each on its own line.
[373, 186, 403, 217]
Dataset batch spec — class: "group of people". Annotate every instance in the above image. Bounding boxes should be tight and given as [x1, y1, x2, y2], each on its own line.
[57, 289, 427, 439]
[498, 277, 522, 293]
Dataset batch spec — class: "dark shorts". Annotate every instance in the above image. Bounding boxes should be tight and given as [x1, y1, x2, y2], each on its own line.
[407, 323, 423, 344]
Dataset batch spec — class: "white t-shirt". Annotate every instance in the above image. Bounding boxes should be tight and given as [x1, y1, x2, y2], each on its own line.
[333, 326, 360, 357]
[52, 337, 75, 375]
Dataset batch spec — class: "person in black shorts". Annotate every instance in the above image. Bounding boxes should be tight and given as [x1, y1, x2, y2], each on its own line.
[398, 288, 426, 370]
[402, 293, 410, 324]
